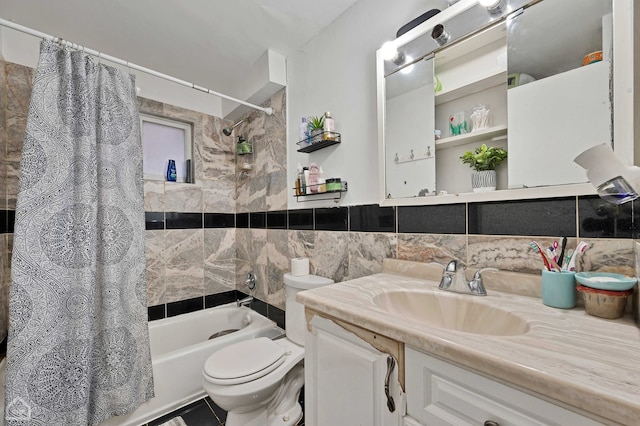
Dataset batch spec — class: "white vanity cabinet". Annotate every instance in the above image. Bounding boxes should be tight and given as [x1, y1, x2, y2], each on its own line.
[404, 347, 604, 426]
[304, 312, 405, 426]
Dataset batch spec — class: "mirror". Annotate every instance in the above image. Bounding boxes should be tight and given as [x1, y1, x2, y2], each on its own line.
[384, 57, 436, 198]
[507, 0, 612, 188]
[378, 0, 623, 205]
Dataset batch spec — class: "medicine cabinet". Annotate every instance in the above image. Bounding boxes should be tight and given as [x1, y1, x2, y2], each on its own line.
[377, 0, 636, 206]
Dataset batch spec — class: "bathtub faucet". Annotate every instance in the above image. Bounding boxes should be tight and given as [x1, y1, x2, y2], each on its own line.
[237, 296, 253, 308]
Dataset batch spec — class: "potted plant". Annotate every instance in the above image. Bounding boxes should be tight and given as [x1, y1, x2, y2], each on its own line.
[460, 144, 507, 192]
[307, 115, 325, 143]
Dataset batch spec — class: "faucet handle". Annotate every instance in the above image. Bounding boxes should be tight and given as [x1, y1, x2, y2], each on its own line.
[469, 267, 498, 296]
[473, 267, 498, 279]
[444, 259, 458, 274]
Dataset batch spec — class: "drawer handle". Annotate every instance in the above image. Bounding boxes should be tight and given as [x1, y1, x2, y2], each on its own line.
[385, 355, 396, 413]
[484, 421, 500, 426]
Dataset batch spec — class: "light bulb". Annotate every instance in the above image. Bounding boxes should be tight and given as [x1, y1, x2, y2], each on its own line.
[479, 0, 503, 12]
[380, 41, 399, 61]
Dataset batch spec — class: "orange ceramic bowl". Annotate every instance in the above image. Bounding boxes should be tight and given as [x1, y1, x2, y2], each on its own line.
[577, 285, 632, 319]
[583, 51, 603, 66]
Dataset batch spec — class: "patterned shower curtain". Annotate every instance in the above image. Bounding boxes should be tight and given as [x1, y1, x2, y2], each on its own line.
[4, 40, 154, 425]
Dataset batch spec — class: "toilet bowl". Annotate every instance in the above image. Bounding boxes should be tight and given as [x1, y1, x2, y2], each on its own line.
[202, 273, 333, 426]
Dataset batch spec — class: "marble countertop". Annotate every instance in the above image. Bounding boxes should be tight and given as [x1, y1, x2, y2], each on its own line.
[297, 265, 640, 425]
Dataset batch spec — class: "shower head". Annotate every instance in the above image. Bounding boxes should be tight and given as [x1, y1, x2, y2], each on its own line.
[222, 118, 248, 136]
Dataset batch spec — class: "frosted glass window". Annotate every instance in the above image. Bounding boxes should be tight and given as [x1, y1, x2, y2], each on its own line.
[141, 114, 193, 182]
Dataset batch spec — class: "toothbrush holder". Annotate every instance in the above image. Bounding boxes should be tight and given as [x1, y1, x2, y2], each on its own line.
[541, 269, 576, 309]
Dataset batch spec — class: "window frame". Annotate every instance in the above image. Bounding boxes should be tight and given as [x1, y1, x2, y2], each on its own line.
[140, 113, 193, 183]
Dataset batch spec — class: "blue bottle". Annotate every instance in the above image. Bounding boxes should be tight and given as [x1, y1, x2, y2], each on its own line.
[167, 159, 177, 182]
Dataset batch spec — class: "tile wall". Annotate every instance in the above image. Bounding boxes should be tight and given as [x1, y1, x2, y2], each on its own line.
[1, 58, 638, 345]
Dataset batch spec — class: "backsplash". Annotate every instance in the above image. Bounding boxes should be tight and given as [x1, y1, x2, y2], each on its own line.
[1, 58, 638, 341]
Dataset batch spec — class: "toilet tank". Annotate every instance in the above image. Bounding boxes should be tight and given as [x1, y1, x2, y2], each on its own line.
[284, 273, 334, 345]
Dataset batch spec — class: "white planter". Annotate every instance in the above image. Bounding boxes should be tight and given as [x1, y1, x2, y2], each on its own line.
[471, 170, 496, 192]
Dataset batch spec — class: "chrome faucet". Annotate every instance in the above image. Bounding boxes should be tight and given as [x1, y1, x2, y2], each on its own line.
[237, 296, 254, 307]
[438, 260, 497, 296]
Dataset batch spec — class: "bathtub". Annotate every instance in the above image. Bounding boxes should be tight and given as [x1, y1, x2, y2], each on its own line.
[102, 304, 281, 425]
[0, 304, 280, 426]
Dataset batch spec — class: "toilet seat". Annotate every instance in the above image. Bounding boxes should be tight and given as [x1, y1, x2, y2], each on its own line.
[204, 337, 286, 385]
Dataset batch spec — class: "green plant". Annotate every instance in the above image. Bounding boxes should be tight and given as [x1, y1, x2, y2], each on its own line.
[307, 115, 325, 131]
[460, 144, 507, 171]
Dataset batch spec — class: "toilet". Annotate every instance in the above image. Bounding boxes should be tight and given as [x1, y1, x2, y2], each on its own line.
[202, 273, 334, 426]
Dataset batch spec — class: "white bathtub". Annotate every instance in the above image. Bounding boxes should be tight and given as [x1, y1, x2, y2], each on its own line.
[101, 304, 281, 425]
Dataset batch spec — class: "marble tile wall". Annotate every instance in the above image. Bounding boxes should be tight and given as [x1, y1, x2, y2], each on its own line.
[138, 98, 238, 308]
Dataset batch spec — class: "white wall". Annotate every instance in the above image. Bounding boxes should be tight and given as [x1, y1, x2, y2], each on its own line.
[287, 0, 447, 208]
[0, 27, 224, 117]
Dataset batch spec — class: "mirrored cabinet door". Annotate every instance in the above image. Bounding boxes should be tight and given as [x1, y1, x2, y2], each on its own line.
[507, 0, 613, 188]
[384, 57, 436, 199]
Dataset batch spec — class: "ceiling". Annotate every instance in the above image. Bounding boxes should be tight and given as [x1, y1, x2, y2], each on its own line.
[0, 0, 360, 100]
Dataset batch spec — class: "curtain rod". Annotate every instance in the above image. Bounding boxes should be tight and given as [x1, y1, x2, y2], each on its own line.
[0, 17, 273, 116]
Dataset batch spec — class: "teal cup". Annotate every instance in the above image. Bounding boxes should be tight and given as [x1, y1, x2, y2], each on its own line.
[541, 270, 576, 309]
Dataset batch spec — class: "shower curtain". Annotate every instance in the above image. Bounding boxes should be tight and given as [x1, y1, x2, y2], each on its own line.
[5, 40, 153, 425]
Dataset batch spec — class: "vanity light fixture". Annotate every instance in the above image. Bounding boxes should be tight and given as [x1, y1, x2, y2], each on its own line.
[479, 0, 505, 14]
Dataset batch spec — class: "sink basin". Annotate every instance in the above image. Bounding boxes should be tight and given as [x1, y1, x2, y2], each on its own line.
[372, 290, 530, 336]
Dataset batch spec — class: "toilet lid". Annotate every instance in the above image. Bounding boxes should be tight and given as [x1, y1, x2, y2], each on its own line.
[204, 337, 285, 384]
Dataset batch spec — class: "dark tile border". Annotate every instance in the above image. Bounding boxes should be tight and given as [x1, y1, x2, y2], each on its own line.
[166, 296, 204, 317]
[349, 204, 395, 233]
[398, 204, 466, 234]
[204, 213, 235, 228]
[0, 210, 15, 234]
[315, 207, 348, 231]
[288, 209, 313, 230]
[165, 212, 203, 229]
[145, 212, 165, 230]
[468, 197, 577, 237]
[578, 195, 635, 239]
[267, 210, 288, 229]
[147, 304, 166, 321]
[205, 290, 239, 308]
[236, 212, 249, 228]
[250, 211, 267, 228]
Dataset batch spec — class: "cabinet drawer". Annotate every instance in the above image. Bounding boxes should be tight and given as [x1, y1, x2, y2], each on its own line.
[406, 347, 603, 426]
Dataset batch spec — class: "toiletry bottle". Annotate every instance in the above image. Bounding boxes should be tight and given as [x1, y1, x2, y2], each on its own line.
[296, 163, 305, 195]
[302, 167, 309, 194]
[167, 159, 177, 182]
[308, 163, 320, 193]
[323, 111, 335, 140]
[299, 117, 309, 145]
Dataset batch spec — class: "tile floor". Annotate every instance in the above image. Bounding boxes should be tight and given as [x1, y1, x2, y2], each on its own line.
[144, 388, 305, 426]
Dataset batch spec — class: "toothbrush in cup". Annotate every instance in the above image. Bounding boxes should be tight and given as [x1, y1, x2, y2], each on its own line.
[546, 248, 562, 271]
[565, 241, 589, 271]
[529, 241, 552, 271]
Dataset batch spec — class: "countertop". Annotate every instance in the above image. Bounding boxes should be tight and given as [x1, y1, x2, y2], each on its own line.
[297, 263, 640, 425]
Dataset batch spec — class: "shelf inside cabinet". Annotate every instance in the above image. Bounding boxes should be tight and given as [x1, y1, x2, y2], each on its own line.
[435, 124, 507, 150]
[293, 181, 347, 202]
[435, 71, 506, 105]
[435, 21, 506, 68]
[297, 132, 341, 153]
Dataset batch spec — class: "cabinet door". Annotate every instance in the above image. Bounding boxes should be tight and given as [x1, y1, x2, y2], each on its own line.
[405, 347, 604, 426]
[305, 315, 403, 426]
